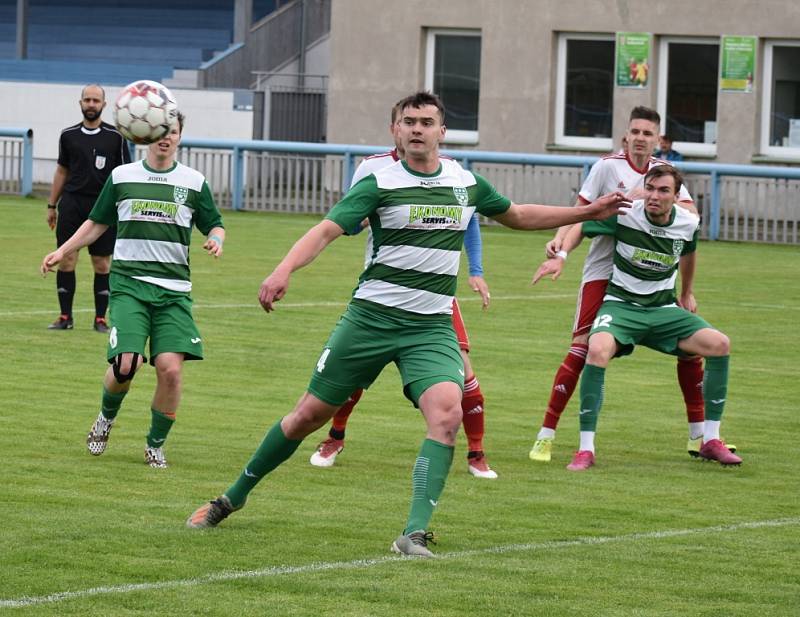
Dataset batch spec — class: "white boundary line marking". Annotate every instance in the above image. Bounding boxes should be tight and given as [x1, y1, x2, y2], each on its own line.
[1, 294, 795, 318]
[1, 517, 797, 608]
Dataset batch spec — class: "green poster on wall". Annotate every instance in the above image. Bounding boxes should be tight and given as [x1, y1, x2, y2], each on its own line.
[616, 32, 651, 88]
[720, 35, 756, 92]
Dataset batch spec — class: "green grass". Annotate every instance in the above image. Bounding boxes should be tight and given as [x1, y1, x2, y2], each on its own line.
[1, 195, 798, 616]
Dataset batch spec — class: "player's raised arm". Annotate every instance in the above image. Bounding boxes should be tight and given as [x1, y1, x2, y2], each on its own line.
[532, 222, 586, 285]
[258, 219, 344, 312]
[493, 192, 629, 230]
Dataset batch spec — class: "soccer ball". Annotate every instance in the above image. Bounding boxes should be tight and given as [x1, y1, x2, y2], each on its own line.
[113, 80, 178, 145]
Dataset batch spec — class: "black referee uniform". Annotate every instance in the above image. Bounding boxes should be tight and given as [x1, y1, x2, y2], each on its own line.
[52, 121, 130, 329]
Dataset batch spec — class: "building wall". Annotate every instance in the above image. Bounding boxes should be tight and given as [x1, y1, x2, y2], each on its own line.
[328, 0, 800, 163]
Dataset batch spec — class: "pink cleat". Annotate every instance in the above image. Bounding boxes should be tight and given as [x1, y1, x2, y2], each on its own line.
[698, 439, 742, 466]
[566, 450, 595, 471]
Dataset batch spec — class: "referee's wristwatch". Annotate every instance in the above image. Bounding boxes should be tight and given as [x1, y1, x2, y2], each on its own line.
[47, 204, 56, 209]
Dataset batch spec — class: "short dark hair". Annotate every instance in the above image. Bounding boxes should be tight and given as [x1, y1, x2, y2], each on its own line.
[396, 91, 445, 124]
[81, 84, 106, 101]
[645, 164, 683, 193]
[630, 106, 660, 126]
[390, 100, 404, 124]
[176, 111, 185, 134]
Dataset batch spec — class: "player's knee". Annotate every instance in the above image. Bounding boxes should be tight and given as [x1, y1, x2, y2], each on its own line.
[710, 333, 731, 356]
[112, 353, 142, 383]
[156, 363, 182, 390]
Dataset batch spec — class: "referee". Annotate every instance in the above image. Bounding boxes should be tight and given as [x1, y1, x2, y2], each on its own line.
[47, 84, 130, 332]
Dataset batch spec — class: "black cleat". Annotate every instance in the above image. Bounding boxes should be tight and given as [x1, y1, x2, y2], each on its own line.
[48, 315, 73, 330]
[93, 317, 110, 333]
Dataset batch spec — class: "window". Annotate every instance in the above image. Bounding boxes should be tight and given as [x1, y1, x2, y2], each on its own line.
[555, 33, 615, 149]
[761, 41, 800, 158]
[657, 38, 719, 156]
[425, 29, 481, 144]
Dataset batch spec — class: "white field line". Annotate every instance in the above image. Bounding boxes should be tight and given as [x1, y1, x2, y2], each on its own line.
[0, 294, 796, 318]
[1, 517, 797, 609]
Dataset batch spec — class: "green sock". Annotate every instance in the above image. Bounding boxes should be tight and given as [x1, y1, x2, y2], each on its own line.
[100, 388, 127, 420]
[404, 439, 454, 535]
[225, 421, 302, 508]
[578, 364, 605, 432]
[703, 356, 729, 421]
[146, 408, 175, 448]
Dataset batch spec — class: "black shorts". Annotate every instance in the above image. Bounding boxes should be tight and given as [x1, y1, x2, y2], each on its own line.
[56, 192, 116, 256]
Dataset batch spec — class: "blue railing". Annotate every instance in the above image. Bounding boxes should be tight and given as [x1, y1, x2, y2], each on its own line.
[179, 137, 800, 241]
[0, 127, 33, 196]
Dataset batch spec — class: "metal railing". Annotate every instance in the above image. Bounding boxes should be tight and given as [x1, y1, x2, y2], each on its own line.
[162, 138, 800, 244]
[0, 127, 34, 196]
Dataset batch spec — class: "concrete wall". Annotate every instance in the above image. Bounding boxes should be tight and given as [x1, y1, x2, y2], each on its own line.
[0, 82, 252, 183]
[328, 0, 800, 164]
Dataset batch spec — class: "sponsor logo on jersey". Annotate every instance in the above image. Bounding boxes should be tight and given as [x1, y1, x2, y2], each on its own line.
[649, 227, 667, 237]
[617, 181, 626, 189]
[408, 204, 464, 226]
[95, 155, 106, 170]
[453, 186, 469, 206]
[148, 176, 167, 182]
[419, 179, 441, 187]
[174, 186, 189, 205]
[632, 247, 676, 270]
[131, 199, 178, 219]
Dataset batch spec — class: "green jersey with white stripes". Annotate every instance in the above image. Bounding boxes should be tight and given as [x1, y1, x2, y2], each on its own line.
[326, 158, 510, 315]
[582, 200, 699, 307]
[89, 160, 223, 293]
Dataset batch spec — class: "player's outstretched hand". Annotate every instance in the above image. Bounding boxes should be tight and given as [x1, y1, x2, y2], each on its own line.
[468, 275, 491, 309]
[40, 250, 62, 276]
[532, 257, 564, 285]
[259, 269, 290, 313]
[587, 192, 631, 219]
[545, 237, 561, 259]
[203, 236, 223, 258]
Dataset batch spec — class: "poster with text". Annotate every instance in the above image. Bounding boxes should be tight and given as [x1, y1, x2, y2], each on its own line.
[720, 35, 756, 92]
[616, 32, 651, 88]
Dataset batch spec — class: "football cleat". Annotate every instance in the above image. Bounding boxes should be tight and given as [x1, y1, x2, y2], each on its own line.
[529, 438, 553, 462]
[688, 436, 737, 458]
[93, 317, 110, 333]
[86, 412, 114, 455]
[309, 437, 344, 468]
[48, 315, 73, 330]
[698, 439, 742, 466]
[144, 446, 167, 468]
[467, 451, 498, 479]
[566, 450, 595, 471]
[186, 495, 241, 529]
[391, 530, 436, 557]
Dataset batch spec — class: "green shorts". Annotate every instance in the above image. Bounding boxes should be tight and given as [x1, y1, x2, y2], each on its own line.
[106, 273, 203, 365]
[589, 299, 712, 358]
[308, 300, 464, 407]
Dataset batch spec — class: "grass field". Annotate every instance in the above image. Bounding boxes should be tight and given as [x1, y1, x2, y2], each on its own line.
[1, 196, 798, 616]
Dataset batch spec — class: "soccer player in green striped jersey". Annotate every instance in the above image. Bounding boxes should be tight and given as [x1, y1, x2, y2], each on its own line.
[186, 91, 629, 555]
[41, 112, 225, 469]
[533, 165, 742, 470]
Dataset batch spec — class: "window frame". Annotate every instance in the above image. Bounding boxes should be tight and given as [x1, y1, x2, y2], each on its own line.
[554, 32, 614, 151]
[656, 36, 720, 157]
[760, 39, 800, 159]
[424, 28, 481, 145]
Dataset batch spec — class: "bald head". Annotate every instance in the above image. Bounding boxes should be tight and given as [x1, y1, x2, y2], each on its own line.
[80, 84, 106, 125]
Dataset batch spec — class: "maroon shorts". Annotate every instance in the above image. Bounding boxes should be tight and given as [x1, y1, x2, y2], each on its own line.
[572, 279, 609, 336]
[451, 298, 470, 351]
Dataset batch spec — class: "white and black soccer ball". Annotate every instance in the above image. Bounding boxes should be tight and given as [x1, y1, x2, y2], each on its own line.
[113, 80, 178, 145]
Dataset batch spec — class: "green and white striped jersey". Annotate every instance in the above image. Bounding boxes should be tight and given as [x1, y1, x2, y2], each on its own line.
[326, 159, 510, 315]
[89, 160, 223, 293]
[582, 201, 699, 307]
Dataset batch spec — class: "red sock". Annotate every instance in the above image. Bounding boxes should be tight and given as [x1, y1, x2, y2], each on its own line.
[330, 388, 363, 434]
[677, 357, 705, 423]
[461, 375, 485, 453]
[542, 344, 588, 430]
